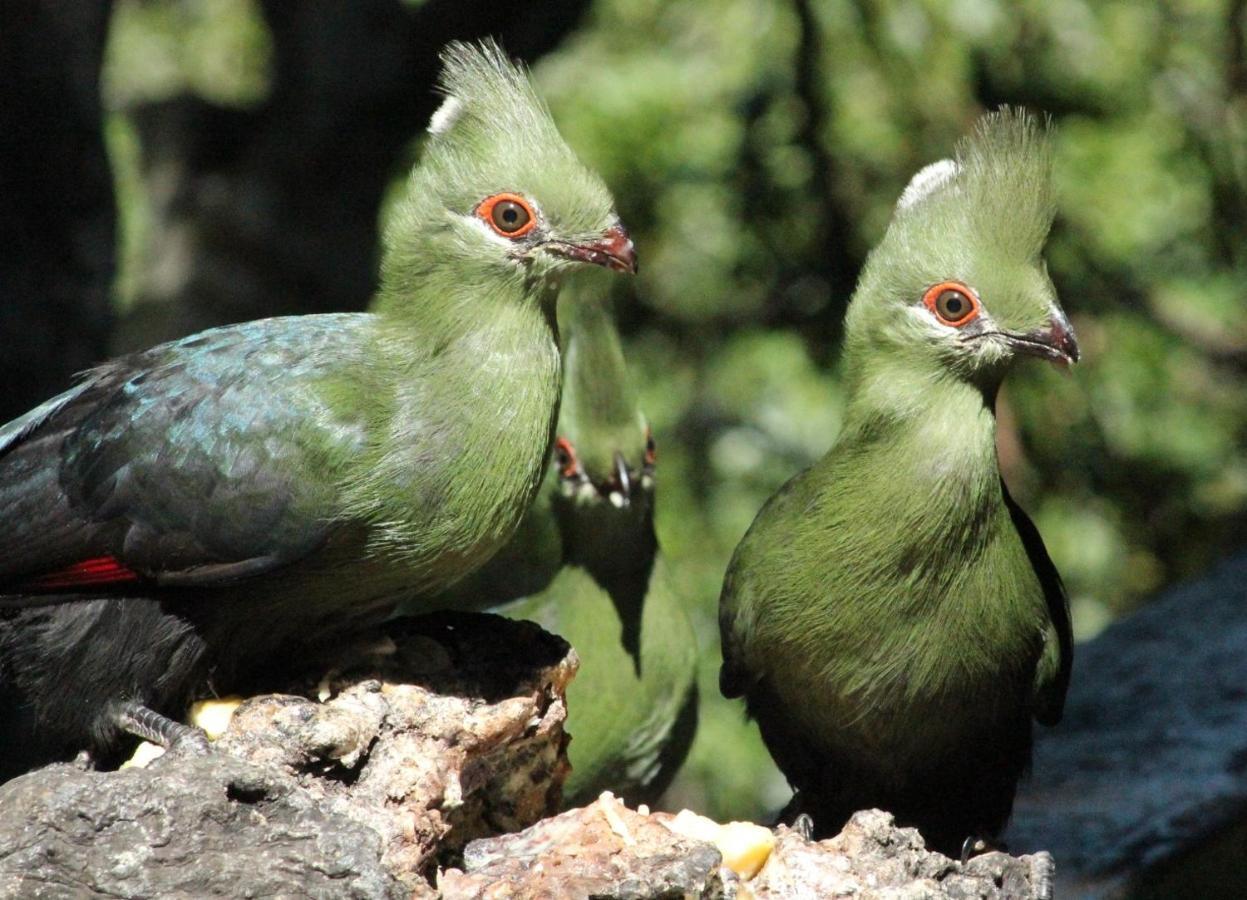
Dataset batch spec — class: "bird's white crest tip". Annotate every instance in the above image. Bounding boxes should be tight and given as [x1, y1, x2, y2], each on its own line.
[896, 159, 960, 211]
[428, 96, 464, 136]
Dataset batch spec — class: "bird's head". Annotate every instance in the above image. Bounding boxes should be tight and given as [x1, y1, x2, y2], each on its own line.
[845, 108, 1076, 390]
[383, 40, 635, 294]
[550, 280, 655, 552]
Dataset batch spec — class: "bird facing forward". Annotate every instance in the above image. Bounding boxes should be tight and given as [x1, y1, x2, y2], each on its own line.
[483, 277, 698, 806]
[719, 109, 1075, 856]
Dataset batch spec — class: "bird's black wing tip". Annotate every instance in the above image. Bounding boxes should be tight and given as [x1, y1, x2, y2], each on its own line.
[719, 661, 747, 699]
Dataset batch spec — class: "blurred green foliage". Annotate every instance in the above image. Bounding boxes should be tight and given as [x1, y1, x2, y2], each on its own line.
[102, 0, 1247, 822]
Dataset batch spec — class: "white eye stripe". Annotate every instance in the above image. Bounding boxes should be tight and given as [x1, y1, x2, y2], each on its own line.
[462, 214, 516, 249]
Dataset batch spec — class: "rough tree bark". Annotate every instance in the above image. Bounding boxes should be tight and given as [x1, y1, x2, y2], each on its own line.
[0, 612, 576, 899]
[0, 610, 1056, 899]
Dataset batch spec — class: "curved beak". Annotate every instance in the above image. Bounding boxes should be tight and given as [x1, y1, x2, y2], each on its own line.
[607, 450, 632, 509]
[1005, 313, 1080, 369]
[547, 224, 638, 274]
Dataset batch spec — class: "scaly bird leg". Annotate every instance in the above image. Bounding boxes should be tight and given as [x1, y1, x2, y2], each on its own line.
[116, 702, 210, 756]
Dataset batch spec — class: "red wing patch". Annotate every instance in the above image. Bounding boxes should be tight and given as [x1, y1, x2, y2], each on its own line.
[23, 556, 141, 590]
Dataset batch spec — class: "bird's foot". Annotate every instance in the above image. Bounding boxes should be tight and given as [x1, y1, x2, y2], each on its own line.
[117, 701, 210, 756]
[959, 833, 1008, 864]
[169, 726, 211, 756]
[790, 813, 815, 841]
[774, 792, 815, 840]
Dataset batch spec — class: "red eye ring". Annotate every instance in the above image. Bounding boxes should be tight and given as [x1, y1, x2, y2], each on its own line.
[554, 436, 581, 478]
[922, 281, 981, 327]
[477, 192, 537, 239]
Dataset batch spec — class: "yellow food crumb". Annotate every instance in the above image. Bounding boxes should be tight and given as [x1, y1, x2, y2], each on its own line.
[715, 821, 776, 879]
[189, 696, 244, 740]
[665, 809, 776, 880]
[120, 740, 165, 769]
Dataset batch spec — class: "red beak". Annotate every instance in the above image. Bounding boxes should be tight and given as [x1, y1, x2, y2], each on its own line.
[1006, 315, 1080, 368]
[548, 224, 638, 274]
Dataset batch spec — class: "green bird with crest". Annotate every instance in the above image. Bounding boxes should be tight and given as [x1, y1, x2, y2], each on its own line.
[0, 41, 636, 780]
[719, 109, 1075, 856]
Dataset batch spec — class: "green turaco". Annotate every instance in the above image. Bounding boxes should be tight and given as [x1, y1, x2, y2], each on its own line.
[435, 274, 698, 806]
[0, 41, 635, 781]
[719, 109, 1075, 856]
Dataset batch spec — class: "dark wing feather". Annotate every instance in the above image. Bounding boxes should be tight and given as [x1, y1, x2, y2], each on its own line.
[0, 315, 370, 595]
[718, 573, 750, 699]
[717, 473, 806, 702]
[1002, 479, 1073, 726]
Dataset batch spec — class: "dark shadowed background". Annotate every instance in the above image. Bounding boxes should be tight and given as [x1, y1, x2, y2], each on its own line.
[2, 0, 1245, 822]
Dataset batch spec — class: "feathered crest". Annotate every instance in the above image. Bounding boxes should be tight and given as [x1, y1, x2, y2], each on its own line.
[427, 39, 567, 161]
[894, 108, 1054, 262]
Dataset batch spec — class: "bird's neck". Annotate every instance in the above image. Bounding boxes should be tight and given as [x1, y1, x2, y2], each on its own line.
[828, 357, 1005, 550]
[343, 261, 564, 589]
[841, 353, 999, 457]
[371, 230, 560, 340]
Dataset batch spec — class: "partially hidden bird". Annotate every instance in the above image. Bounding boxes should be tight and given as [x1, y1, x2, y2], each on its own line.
[428, 274, 698, 807]
[0, 41, 636, 782]
[718, 109, 1075, 856]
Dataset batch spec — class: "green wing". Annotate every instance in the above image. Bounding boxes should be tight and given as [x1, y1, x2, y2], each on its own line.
[1002, 480, 1073, 726]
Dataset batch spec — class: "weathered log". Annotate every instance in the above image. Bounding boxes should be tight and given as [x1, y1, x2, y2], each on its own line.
[442, 798, 1055, 899]
[0, 612, 575, 898]
[0, 609, 1059, 898]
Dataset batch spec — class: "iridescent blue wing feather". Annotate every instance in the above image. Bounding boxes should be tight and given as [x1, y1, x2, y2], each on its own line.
[0, 315, 369, 594]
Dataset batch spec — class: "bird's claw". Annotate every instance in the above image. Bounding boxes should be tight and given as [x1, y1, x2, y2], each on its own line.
[959, 833, 1007, 864]
[790, 813, 815, 841]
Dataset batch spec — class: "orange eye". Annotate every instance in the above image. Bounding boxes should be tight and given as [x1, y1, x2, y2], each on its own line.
[643, 427, 657, 468]
[477, 192, 536, 238]
[922, 281, 981, 327]
[554, 436, 580, 478]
